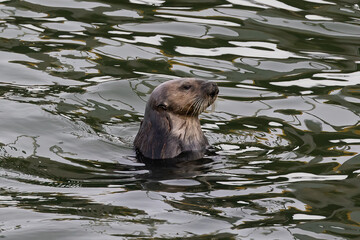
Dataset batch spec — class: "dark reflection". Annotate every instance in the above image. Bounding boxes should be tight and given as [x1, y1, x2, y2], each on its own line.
[0, 155, 139, 187]
[16, 191, 146, 218]
[337, 154, 360, 174]
[291, 177, 360, 237]
[137, 152, 214, 180]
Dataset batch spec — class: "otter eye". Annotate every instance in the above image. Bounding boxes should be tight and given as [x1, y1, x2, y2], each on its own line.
[157, 103, 167, 110]
[182, 84, 192, 90]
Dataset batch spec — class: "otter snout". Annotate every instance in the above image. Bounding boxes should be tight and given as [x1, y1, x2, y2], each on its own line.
[208, 82, 219, 99]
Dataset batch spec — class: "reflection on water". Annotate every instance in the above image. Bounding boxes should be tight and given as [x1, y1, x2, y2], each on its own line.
[0, 0, 359, 239]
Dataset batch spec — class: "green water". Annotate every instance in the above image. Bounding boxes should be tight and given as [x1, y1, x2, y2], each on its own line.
[0, 0, 360, 239]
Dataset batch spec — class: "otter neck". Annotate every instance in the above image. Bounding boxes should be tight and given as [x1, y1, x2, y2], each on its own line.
[168, 113, 208, 151]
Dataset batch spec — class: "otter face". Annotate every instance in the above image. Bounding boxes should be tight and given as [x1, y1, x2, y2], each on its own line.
[151, 78, 219, 116]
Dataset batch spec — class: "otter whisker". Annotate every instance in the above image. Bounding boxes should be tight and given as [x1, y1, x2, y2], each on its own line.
[185, 97, 199, 116]
[195, 98, 205, 116]
[193, 98, 203, 116]
[190, 99, 198, 117]
[200, 98, 210, 114]
[192, 98, 201, 116]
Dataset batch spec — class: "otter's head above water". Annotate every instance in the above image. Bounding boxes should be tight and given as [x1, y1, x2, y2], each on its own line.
[134, 78, 219, 160]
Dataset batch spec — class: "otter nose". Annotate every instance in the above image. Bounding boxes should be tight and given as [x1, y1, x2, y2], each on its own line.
[209, 82, 219, 98]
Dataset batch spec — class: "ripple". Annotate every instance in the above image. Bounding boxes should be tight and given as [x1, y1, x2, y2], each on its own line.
[293, 213, 327, 220]
[227, 0, 301, 11]
[156, 14, 241, 27]
[103, 9, 143, 18]
[42, 21, 93, 32]
[253, 15, 360, 38]
[130, 0, 165, 6]
[0, 51, 85, 86]
[23, 0, 110, 10]
[114, 21, 238, 38]
[176, 41, 305, 59]
[159, 179, 201, 186]
[268, 172, 347, 182]
[94, 41, 164, 60]
[305, 14, 333, 20]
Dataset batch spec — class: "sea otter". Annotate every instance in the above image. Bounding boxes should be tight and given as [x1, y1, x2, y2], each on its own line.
[134, 78, 219, 160]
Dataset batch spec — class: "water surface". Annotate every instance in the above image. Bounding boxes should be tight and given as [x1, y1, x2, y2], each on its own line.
[0, 0, 360, 239]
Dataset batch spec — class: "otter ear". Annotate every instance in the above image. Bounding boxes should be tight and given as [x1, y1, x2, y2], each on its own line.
[157, 102, 168, 111]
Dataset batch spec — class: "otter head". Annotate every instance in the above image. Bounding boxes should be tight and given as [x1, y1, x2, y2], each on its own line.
[149, 78, 219, 116]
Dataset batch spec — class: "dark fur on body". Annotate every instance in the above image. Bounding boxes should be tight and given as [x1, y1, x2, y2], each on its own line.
[134, 78, 219, 160]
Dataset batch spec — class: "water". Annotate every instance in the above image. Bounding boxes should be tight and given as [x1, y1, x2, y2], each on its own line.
[0, 0, 359, 239]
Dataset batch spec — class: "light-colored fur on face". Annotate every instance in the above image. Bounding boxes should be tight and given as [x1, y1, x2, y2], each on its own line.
[150, 78, 217, 116]
[134, 78, 218, 160]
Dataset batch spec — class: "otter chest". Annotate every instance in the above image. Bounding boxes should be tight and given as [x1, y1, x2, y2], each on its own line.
[170, 117, 208, 151]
